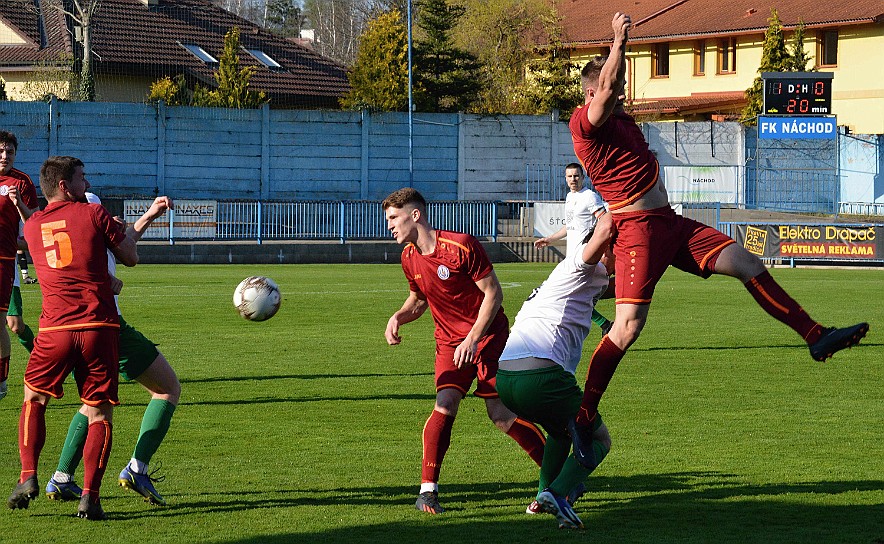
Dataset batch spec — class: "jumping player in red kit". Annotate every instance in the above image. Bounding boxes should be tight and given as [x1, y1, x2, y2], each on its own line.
[566, 12, 868, 467]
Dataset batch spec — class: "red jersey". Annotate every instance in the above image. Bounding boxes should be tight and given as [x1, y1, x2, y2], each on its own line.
[0, 168, 38, 257]
[400, 230, 507, 345]
[23, 201, 126, 331]
[569, 105, 660, 210]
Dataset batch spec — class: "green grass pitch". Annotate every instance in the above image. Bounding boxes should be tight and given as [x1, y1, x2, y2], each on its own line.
[1, 263, 882, 543]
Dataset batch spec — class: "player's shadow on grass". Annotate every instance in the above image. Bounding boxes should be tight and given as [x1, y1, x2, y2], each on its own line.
[186, 392, 439, 406]
[176, 371, 433, 385]
[120, 472, 884, 544]
[637, 340, 881, 353]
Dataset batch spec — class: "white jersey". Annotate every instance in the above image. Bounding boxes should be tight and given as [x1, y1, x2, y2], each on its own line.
[85, 192, 121, 313]
[564, 187, 606, 257]
[500, 244, 610, 375]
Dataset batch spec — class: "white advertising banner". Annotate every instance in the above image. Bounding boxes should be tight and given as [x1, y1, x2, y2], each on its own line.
[663, 166, 740, 204]
[124, 199, 217, 239]
[533, 202, 566, 237]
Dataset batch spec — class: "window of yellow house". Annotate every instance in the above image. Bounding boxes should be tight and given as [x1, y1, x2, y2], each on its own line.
[652, 43, 670, 77]
[693, 40, 706, 75]
[818, 30, 838, 66]
[717, 38, 736, 74]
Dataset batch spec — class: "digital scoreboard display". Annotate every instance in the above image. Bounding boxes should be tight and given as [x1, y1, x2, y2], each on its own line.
[762, 72, 833, 116]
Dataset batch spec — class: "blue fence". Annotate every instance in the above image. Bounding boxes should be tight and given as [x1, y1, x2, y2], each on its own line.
[152, 200, 498, 244]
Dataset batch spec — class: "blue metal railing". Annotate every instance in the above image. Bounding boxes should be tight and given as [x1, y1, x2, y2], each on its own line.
[151, 200, 499, 243]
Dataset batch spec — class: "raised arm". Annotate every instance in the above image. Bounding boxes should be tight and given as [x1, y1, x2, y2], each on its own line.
[587, 12, 631, 127]
[127, 196, 173, 242]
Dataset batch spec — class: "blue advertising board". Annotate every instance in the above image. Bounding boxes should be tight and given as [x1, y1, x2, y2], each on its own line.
[758, 116, 837, 139]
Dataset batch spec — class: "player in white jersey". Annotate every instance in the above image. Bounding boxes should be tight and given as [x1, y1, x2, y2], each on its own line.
[535, 163, 613, 333]
[498, 223, 614, 530]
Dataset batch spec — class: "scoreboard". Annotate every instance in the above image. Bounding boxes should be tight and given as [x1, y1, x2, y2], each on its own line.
[762, 72, 833, 116]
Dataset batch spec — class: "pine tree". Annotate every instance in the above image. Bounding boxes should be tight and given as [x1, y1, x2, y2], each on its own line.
[523, 17, 582, 119]
[741, 9, 788, 125]
[340, 10, 409, 111]
[194, 27, 267, 109]
[413, 0, 482, 112]
[785, 19, 812, 72]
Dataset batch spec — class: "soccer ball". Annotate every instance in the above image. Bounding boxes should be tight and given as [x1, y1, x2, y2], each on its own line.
[233, 276, 281, 321]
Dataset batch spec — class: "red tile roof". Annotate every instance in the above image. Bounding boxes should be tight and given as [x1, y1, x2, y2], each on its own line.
[628, 91, 747, 116]
[0, 0, 349, 107]
[557, 0, 884, 45]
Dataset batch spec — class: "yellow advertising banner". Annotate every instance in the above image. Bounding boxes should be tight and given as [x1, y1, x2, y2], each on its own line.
[734, 224, 881, 261]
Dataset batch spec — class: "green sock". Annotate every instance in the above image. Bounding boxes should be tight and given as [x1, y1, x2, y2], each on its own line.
[590, 309, 610, 329]
[56, 412, 88, 475]
[550, 439, 610, 498]
[538, 433, 571, 493]
[17, 325, 35, 352]
[133, 399, 177, 464]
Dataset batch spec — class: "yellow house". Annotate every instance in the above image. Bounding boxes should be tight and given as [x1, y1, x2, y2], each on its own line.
[557, 0, 884, 134]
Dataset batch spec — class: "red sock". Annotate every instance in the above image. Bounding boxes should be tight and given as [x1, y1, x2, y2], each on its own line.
[577, 335, 625, 426]
[421, 409, 454, 484]
[745, 271, 823, 344]
[82, 421, 113, 500]
[18, 401, 47, 483]
[506, 418, 545, 466]
[0, 355, 9, 382]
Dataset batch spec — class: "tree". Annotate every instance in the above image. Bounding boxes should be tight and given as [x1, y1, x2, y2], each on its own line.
[265, 0, 305, 38]
[302, 0, 367, 65]
[15, 0, 98, 100]
[452, 0, 566, 115]
[785, 19, 812, 72]
[741, 9, 788, 125]
[340, 10, 409, 111]
[522, 16, 582, 118]
[194, 27, 268, 108]
[147, 75, 191, 106]
[413, 0, 482, 112]
[52, 0, 100, 100]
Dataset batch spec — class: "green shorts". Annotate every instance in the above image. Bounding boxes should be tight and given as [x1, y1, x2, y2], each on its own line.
[497, 363, 583, 440]
[7, 285, 22, 317]
[118, 315, 160, 381]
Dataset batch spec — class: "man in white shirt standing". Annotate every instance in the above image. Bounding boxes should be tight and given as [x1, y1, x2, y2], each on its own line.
[535, 163, 613, 334]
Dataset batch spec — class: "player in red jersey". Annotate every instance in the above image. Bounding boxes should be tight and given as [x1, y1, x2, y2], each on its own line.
[0, 131, 39, 401]
[7, 156, 138, 520]
[566, 12, 868, 468]
[383, 188, 545, 515]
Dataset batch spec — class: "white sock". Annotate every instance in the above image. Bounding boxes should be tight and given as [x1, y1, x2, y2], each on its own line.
[129, 459, 147, 474]
[52, 471, 73, 484]
[419, 482, 438, 494]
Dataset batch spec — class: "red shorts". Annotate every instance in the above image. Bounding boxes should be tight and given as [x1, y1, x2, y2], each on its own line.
[435, 322, 508, 398]
[25, 328, 120, 406]
[0, 257, 14, 312]
[612, 206, 735, 305]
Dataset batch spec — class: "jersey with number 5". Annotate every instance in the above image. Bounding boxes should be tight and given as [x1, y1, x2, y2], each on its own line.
[23, 201, 126, 331]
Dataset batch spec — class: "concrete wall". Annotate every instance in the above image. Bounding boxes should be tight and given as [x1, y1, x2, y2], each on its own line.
[1, 101, 879, 207]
